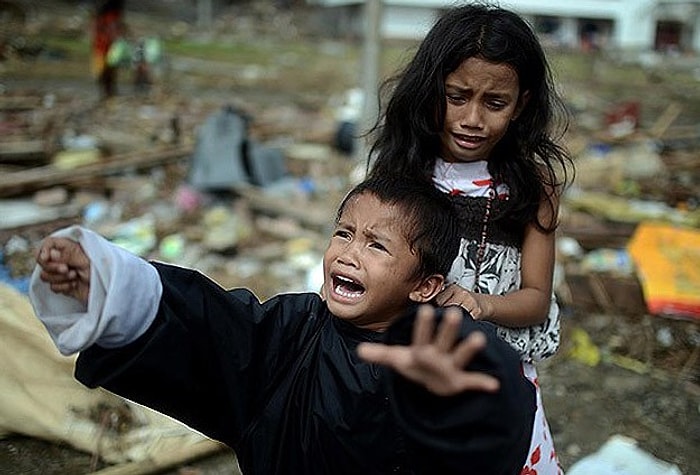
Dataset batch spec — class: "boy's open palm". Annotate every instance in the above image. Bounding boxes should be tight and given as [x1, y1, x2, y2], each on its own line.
[36, 237, 91, 305]
[357, 306, 499, 396]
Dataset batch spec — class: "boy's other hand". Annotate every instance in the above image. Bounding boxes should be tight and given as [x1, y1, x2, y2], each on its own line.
[36, 237, 91, 305]
[357, 305, 499, 396]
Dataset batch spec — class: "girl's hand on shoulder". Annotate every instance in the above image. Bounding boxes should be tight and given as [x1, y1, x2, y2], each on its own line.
[36, 237, 91, 305]
[435, 283, 484, 319]
[357, 305, 499, 396]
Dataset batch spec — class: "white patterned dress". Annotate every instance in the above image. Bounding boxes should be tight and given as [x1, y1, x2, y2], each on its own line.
[433, 158, 563, 475]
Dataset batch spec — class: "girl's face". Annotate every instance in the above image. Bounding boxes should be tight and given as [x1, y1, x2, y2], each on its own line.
[322, 192, 440, 332]
[439, 56, 529, 163]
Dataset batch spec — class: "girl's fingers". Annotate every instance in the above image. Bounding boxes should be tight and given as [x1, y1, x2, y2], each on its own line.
[434, 285, 457, 306]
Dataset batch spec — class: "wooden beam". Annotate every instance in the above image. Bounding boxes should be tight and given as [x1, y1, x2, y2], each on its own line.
[0, 146, 193, 198]
[0, 96, 43, 111]
[232, 183, 334, 231]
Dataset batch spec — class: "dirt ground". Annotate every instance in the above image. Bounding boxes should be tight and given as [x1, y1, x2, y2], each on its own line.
[0, 2, 699, 474]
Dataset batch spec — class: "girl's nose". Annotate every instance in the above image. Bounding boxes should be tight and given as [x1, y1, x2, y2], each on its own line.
[459, 102, 482, 129]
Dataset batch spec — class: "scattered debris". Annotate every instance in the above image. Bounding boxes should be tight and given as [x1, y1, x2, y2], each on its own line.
[568, 435, 683, 475]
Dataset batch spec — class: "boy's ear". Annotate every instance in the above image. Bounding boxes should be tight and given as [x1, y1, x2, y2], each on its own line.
[409, 274, 445, 303]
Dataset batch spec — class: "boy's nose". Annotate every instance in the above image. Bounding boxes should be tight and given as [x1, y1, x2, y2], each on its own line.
[338, 242, 361, 267]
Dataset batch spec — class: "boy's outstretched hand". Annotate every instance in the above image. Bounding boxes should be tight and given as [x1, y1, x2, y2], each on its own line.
[357, 305, 499, 396]
[36, 237, 91, 306]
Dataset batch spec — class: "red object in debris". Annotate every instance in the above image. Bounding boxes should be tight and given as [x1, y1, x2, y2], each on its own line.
[604, 101, 640, 129]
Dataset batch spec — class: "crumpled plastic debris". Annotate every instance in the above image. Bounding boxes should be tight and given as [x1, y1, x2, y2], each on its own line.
[568, 434, 683, 475]
[568, 327, 601, 367]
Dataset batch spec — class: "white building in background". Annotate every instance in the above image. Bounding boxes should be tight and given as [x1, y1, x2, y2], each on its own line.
[308, 0, 700, 53]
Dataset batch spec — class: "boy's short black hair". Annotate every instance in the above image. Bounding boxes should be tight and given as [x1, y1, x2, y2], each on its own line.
[336, 175, 460, 280]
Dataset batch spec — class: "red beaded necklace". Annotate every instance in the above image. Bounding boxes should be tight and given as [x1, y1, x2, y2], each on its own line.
[473, 185, 496, 293]
[435, 160, 500, 293]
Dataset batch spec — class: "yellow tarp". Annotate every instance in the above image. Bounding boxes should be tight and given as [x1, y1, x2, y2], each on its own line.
[0, 283, 217, 464]
[627, 222, 700, 320]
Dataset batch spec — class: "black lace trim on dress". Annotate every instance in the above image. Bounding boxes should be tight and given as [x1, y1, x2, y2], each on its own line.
[447, 194, 523, 248]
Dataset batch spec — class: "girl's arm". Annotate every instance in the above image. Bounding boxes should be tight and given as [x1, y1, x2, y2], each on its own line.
[437, 194, 557, 327]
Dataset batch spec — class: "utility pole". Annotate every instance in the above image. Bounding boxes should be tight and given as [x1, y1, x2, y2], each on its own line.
[354, 0, 383, 166]
[197, 0, 213, 30]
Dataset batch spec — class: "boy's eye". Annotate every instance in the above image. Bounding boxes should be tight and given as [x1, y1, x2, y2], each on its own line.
[370, 242, 388, 252]
[334, 229, 351, 240]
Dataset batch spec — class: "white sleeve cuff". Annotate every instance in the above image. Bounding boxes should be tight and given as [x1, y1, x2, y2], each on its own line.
[29, 225, 163, 355]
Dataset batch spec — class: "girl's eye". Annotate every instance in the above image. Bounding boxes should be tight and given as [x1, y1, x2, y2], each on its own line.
[447, 94, 466, 104]
[486, 99, 507, 110]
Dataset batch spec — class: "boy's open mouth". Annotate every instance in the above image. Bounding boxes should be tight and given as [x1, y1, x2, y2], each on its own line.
[332, 274, 366, 298]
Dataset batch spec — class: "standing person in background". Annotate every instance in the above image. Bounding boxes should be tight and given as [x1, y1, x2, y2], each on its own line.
[92, 0, 125, 99]
[366, 4, 575, 474]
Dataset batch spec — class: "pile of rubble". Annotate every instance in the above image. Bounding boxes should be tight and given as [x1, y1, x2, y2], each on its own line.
[0, 88, 353, 298]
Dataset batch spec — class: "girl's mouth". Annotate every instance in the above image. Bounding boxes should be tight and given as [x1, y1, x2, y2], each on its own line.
[453, 133, 485, 149]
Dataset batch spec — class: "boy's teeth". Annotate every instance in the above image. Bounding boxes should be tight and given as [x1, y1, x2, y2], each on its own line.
[335, 284, 362, 298]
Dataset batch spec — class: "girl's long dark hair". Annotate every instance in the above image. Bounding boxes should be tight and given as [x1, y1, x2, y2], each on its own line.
[367, 3, 574, 231]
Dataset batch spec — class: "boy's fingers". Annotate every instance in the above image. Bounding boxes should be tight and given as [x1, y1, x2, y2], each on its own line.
[356, 342, 388, 363]
[434, 307, 462, 351]
[37, 239, 90, 277]
[37, 244, 54, 264]
[41, 259, 70, 272]
[58, 242, 88, 265]
[50, 281, 76, 294]
[37, 240, 62, 263]
[357, 342, 408, 368]
[38, 260, 73, 279]
[49, 247, 63, 261]
[40, 268, 77, 284]
[453, 372, 500, 393]
[412, 305, 435, 345]
[453, 331, 488, 369]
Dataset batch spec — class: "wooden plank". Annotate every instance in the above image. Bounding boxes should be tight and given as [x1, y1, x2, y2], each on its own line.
[0, 145, 193, 198]
[648, 102, 682, 139]
[232, 183, 334, 231]
[0, 139, 46, 161]
[0, 96, 42, 111]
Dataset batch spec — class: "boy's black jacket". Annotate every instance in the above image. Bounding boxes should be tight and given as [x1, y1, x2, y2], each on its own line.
[76, 262, 535, 474]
